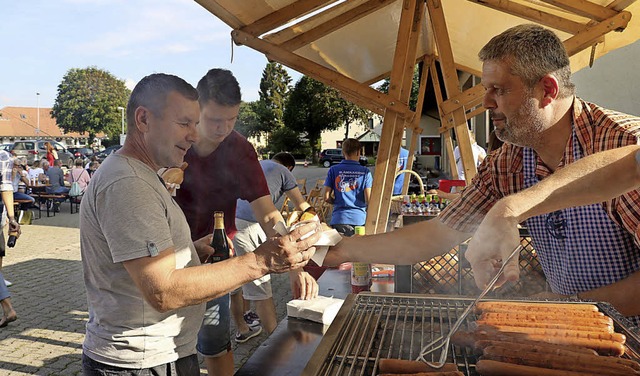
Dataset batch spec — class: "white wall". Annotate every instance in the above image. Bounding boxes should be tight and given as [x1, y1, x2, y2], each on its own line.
[572, 40, 640, 117]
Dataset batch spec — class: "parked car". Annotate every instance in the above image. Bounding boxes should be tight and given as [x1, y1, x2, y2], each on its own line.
[9, 140, 74, 167]
[319, 148, 344, 167]
[0, 143, 13, 152]
[95, 144, 123, 162]
[68, 147, 94, 160]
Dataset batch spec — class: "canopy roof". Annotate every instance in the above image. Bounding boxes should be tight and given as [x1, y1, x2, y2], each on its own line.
[195, 0, 640, 233]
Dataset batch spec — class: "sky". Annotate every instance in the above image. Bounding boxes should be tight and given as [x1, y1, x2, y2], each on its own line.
[0, 0, 302, 110]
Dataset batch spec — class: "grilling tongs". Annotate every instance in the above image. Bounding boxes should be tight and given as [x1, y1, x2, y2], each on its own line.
[416, 244, 524, 368]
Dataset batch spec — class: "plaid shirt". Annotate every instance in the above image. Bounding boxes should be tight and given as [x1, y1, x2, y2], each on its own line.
[440, 97, 640, 247]
[0, 150, 14, 192]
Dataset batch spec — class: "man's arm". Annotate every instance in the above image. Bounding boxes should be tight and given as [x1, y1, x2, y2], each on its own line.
[285, 187, 310, 213]
[324, 218, 471, 266]
[364, 187, 371, 204]
[1, 190, 19, 238]
[123, 221, 320, 312]
[323, 186, 334, 204]
[466, 145, 640, 289]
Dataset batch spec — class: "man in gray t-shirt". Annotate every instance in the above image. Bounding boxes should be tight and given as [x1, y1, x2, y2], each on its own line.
[80, 74, 320, 376]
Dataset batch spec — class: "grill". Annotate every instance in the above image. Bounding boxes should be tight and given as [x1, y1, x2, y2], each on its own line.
[303, 293, 640, 376]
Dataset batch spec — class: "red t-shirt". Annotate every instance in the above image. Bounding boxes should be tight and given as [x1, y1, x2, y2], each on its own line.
[175, 131, 269, 240]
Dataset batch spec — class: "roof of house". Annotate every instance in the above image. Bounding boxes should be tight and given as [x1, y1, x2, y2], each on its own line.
[0, 106, 90, 138]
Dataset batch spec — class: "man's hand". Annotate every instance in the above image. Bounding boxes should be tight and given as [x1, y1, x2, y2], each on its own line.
[465, 201, 521, 289]
[289, 269, 318, 300]
[8, 218, 21, 238]
[255, 221, 320, 274]
[193, 234, 213, 264]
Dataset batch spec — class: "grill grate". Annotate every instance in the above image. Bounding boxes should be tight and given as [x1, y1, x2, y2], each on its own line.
[303, 294, 640, 376]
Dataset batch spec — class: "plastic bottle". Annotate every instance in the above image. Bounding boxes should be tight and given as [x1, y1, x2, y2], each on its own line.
[350, 226, 371, 293]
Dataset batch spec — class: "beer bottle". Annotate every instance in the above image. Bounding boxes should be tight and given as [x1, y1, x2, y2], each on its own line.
[7, 230, 18, 248]
[209, 211, 230, 263]
[350, 226, 371, 293]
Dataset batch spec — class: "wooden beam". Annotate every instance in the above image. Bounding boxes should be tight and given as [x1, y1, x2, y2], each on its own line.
[241, 0, 335, 36]
[366, 0, 424, 235]
[607, 0, 637, 11]
[281, 0, 396, 51]
[564, 11, 632, 55]
[540, 0, 618, 22]
[232, 29, 413, 117]
[440, 84, 485, 116]
[466, 105, 487, 120]
[428, 0, 476, 184]
[401, 57, 432, 195]
[194, 0, 244, 29]
[466, 0, 587, 34]
[363, 53, 435, 86]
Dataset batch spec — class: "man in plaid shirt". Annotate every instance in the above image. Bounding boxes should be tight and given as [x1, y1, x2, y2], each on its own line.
[326, 24, 640, 324]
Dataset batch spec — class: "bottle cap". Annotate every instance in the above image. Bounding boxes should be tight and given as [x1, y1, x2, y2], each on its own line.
[354, 226, 365, 236]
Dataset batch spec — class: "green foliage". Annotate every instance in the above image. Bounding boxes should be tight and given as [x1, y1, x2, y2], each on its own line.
[376, 65, 420, 111]
[254, 62, 291, 134]
[51, 66, 130, 141]
[284, 76, 369, 162]
[267, 127, 301, 153]
[235, 101, 262, 139]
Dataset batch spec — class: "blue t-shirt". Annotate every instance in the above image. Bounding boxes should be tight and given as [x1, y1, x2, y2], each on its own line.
[236, 160, 297, 222]
[393, 147, 409, 195]
[324, 160, 373, 226]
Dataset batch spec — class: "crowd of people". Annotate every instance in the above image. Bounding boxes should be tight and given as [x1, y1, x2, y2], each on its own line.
[2, 23, 640, 376]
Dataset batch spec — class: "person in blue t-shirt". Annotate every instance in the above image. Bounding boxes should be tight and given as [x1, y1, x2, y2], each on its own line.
[393, 147, 410, 195]
[323, 138, 373, 236]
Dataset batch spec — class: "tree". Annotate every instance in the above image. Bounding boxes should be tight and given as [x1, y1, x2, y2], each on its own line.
[235, 101, 261, 139]
[51, 67, 131, 142]
[254, 62, 291, 135]
[376, 65, 421, 111]
[284, 76, 368, 162]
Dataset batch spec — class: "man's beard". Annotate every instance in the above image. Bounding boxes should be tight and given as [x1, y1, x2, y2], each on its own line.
[493, 96, 546, 149]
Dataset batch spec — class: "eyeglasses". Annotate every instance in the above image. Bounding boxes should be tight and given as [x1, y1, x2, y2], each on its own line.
[545, 210, 566, 240]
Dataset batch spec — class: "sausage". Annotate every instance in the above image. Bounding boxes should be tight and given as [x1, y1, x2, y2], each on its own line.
[378, 373, 463, 376]
[476, 306, 606, 318]
[475, 318, 613, 333]
[478, 312, 614, 328]
[453, 329, 626, 356]
[482, 345, 638, 375]
[473, 340, 599, 356]
[475, 324, 626, 342]
[378, 359, 458, 373]
[476, 301, 598, 312]
[476, 359, 603, 376]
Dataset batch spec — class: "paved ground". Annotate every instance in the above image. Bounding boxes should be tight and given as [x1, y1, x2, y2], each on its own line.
[0, 165, 329, 376]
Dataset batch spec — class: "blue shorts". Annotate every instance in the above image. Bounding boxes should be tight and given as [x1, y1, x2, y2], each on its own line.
[196, 293, 231, 357]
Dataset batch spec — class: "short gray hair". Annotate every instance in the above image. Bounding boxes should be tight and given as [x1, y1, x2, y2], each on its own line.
[479, 24, 575, 98]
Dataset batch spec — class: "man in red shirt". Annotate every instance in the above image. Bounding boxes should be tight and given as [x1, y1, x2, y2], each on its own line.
[175, 69, 318, 376]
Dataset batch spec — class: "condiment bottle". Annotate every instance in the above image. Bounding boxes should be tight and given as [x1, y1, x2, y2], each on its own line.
[350, 226, 371, 293]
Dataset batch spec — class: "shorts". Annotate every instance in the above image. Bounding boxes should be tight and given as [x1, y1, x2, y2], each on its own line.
[196, 293, 231, 357]
[331, 224, 356, 237]
[82, 353, 199, 376]
[0, 228, 6, 257]
[232, 218, 272, 300]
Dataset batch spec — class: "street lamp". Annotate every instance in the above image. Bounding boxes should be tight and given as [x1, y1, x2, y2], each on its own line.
[36, 92, 40, 136]
[117, 106, 125, 145]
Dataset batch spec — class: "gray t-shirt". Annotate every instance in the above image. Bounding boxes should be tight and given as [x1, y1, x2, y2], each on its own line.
[80, 154, 205, 368]
[235, 160, 297, 222]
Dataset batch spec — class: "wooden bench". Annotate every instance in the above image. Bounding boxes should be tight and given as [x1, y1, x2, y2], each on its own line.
[32, 194, 68, 217]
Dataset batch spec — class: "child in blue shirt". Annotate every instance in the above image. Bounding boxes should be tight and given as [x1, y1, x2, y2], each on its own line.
[323, 138, 373, 236]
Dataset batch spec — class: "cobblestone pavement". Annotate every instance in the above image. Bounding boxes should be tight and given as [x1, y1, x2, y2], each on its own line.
[0, 208, 295, 375]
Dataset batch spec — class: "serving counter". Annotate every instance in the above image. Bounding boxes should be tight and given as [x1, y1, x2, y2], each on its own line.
[235, 269, 392, 376]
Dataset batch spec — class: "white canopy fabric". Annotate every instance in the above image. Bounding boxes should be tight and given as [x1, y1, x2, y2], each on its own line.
[196, 0, 640, 84]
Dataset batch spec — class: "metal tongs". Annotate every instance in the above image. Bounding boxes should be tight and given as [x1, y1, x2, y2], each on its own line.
[416, 244, 524, 368]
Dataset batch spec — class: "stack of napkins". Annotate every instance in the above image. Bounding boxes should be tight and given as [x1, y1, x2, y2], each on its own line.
[273, 220, 342, 266]
[286, 296, 344, 325]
